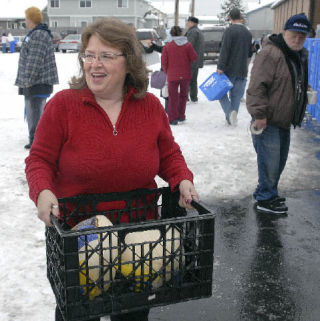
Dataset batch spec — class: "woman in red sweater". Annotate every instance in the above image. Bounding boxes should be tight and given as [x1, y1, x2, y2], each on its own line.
[25, 18, 198, 321]
[161, 26, 197, 124]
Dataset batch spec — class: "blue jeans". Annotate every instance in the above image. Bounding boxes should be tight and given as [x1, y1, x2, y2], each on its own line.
[252, 125, 290, 201]
[2, 43, 6, 53]
[25, 96, 47, 144]
[219, 75, 247, 122]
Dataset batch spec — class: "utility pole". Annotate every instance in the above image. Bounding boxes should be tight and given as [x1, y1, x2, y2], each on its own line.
[190, 0, 195, 16]
[174, 0, 179, 25]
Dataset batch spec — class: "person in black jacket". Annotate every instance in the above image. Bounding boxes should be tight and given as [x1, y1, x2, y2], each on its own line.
[185, 16, 204, 103]
[217, 8, 252, 126]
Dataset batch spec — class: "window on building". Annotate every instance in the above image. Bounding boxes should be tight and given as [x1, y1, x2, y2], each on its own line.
[118, 0, 128, 8]
[80, 0, 92, 7]
[50, 0, 60, 7]
[81, 21, 88, 27]
[51, 21, 58, 27]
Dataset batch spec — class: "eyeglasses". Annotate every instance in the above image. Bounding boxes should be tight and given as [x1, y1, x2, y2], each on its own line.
[81, 52, 125, 64]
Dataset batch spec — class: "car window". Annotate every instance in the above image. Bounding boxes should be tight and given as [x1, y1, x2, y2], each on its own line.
[202, 30, 224, 42]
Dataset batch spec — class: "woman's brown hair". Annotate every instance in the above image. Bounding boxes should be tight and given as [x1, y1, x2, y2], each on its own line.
[170, 26, 182, 37]
[70, 18, 149, 99]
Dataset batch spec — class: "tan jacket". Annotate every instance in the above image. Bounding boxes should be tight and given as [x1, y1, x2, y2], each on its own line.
[246, 38, 296, 129]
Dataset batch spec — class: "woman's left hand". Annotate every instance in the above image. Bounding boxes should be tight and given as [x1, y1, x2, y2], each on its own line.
[178, 180, 199, 209]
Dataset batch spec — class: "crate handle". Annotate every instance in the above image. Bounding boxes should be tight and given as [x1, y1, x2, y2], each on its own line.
[49, 214, 64, 234]
[191, 200, 211, 215]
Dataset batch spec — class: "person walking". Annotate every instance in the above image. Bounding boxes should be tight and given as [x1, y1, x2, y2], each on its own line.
[15, 6, 58, 149]
[185, 16, 204, 103]
[1, 33, 7, 53]
[7, 32, 15, 53]
[217, 7, 252, 126]
[246, 13, 312, 215]
[161, 26, 197, 125]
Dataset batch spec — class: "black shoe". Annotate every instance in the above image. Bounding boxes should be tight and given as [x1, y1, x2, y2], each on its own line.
[24, 143, 32, 149]
[274, 196, 286, 204]
[256, 199, 288, 215]
[170, 120, 178, 125]
[191, 98, 198, 103]
[178, 118, 186, 122]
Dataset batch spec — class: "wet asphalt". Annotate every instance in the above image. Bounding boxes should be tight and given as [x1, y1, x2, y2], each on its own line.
[149, 119, 320, 321]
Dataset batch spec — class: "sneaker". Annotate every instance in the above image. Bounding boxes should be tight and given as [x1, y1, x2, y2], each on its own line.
[256, 199, 288, 215]
[229, 110, 238, 126]
[24, 143, 32, 149]
[178, 117, 186, 122]
[273, 196, 286, 205]
[170, 120, 178, 125]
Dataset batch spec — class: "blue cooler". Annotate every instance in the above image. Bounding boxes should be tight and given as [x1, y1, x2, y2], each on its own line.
[199, 72, 233, 101]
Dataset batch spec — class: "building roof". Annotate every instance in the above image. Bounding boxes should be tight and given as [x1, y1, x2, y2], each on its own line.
[271, 0, 287, 9]
[247, 1, 274, 14]
[0, 0, 47, 19]
[247, 0, 275, 12]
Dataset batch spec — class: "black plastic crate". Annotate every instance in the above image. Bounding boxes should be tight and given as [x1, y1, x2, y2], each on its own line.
[46, 187, 215, 321]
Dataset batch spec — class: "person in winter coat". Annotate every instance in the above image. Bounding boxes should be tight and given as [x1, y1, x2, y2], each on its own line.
[185, 16, 204, 102]
[217, 8, 252, 126]
[7, 33, 15, 53]
[161, 26, 197, 125]
[246, 13, 312, 215]
[1, 33, 7, 53]
[15, 6, 58, 149]
[25, 18, 199, 321]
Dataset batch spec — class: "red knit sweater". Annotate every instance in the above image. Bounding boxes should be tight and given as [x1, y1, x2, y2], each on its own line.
[161, 40, 197, 82]
[25, 87, 193, 206]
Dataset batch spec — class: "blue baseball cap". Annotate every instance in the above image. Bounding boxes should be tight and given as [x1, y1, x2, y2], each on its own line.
[284, 13, 312, 34]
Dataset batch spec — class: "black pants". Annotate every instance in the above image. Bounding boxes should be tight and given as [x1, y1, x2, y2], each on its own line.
[189, 66, 199, 101]
[55, 305, 149, 321]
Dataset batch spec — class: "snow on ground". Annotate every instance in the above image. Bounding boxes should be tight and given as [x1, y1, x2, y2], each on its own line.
[0, 52, 319, 321]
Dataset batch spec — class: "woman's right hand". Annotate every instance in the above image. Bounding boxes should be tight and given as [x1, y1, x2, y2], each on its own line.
[37, 189, 59, 226]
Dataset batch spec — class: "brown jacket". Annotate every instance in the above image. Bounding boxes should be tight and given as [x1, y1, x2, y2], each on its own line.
[246, 37, 298, 129]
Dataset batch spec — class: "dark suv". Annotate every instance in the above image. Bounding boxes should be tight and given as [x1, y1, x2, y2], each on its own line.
[136, 28, 163, 47]
[199, 25, 226, 61]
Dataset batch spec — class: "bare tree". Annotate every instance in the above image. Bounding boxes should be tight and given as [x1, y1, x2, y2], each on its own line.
[218, 0, 246, 24]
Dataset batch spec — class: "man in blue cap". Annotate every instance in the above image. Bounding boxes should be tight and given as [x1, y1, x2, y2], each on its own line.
[246, 13, 313, 215]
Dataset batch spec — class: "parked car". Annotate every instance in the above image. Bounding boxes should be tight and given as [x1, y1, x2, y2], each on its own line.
[51, 32, 62, 52]
[199, 25, 226, 62]
[60, 30, 78, 39]
[58, 34, 81, 53]
[6, 36, 25, 52]
[136, 28, 163, 47]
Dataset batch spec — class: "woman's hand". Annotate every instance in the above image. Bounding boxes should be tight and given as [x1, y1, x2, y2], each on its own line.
[37, 189, 59, 226]
[178, 180, 199, 209]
